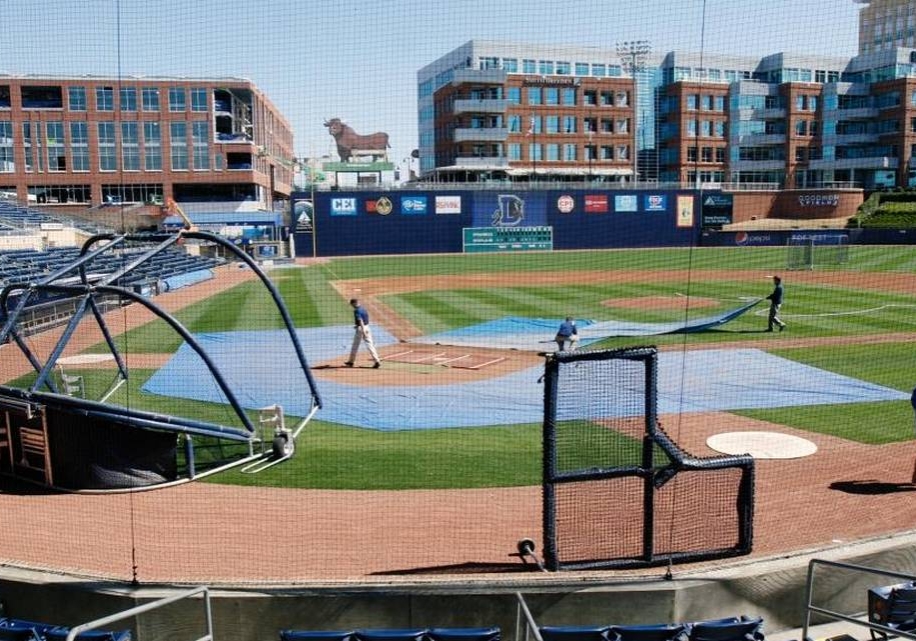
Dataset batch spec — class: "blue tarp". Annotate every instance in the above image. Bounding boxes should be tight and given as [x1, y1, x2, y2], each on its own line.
[412, 299, 763, 351]
[141, 327, 908, 431]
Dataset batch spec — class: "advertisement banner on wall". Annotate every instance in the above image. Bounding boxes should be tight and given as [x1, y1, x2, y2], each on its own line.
[472, 192, 547, 227]
[435, 195, 462, 214]
[330, 197, 358, 216]
[676, 195, 694, 228]
[584, 194, 608, 213]
[644, 194, 667, 211]
[614, 194, 638, 212]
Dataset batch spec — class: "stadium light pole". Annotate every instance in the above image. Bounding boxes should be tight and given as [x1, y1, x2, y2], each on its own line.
[617, 40, 651, 186]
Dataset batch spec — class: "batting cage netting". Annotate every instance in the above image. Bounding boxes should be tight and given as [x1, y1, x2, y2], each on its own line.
[542, 347, 754, 571]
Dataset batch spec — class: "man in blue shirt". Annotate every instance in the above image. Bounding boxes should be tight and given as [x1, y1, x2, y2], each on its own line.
[345, 298, 381, 368]
[766, 275, 786, 332]
[555, 316, 579, 351]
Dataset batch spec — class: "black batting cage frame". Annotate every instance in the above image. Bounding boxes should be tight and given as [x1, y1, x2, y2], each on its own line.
[541, 345, 755, 571]
[0, 230, 321, 493]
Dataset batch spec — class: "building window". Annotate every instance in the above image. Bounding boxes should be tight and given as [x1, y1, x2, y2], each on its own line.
[170, 122, 188, 169]
[142, 87, 160, 111]
[584, 117, 597, 133]
[46, 122, 65, 171]
[528, 115, 541, 135]
[528, 87, 542, 105]
[507, 143, 521, 160]
[616, 145, 629, 160]
[69, 122, 88, 172]
[22, 123, 34, 172]
[96, 86, 114, 111]
[0, 121, 13, 172]
[523, 59, 536, 74]
[120, 87, 137, 112]
[714, 95, 725, 111]
[616, 91, 629, 107]
[144, 122, 161, 170]
[795, 120, 808, 136]
[121, 122, 140, 171]
[687, 147, 698, 162]
[601, 118, 613, 133]
[502, 58, 518, 73]
[545, 115, 559, 134]
[538, 60, 554, 75]
[714, 121, 725, 137]
[192, 121, 209, 170]
[795, 147, 807, 162]
[562, 88, 576, 105]
[584, 90, 597, 106]
[528, 143, 542, 161]
[98, 122, 116, 171]
[701, 95, 712, 110]
[575, 62, 589, 76]
[508, 114, 521, 133]
[616, 118, 629, 134]
[507, 87, 520, 104]
[168, 87, 186, 112]
[556, 61, 571, 75]
[562, 116, 576, 134]
[592, 64, 606, 76]
[546, 143, 560, 161]
[191, 88, 207, 112]
[600, 91, 614, 106]
[715, 147, 726, 163]
[701, 147, 713, 163]
[686, 94, 698, 110]
[68, 86, 86, 111]
[563, 143, 576, 161]
[601, 146, 613, 160]
[545, 87, 559, 105]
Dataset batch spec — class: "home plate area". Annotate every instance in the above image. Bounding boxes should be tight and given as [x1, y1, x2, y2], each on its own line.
[383, 347, 505, 370]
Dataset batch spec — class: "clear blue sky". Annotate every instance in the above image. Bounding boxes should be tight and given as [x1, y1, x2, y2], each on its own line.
[0, 0, 861, 167]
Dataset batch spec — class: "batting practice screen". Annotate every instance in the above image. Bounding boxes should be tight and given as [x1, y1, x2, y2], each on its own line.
[541, 346, 755, 571]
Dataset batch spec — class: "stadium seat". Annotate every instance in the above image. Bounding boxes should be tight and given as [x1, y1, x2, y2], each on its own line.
[280, 631, 355, 641]
[867, 582, 916, 641]
[44, 627, 131, 641]
[428, 627, 500, 641]
[610, 624, 688, 641]
[0, 619, 46, 641]
[538, 625, 612, 641]
[355, 630, 428, 641]
[687, 616, 764, 641]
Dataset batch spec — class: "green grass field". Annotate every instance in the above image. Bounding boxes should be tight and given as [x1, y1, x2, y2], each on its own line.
[33, 245, 916, 489]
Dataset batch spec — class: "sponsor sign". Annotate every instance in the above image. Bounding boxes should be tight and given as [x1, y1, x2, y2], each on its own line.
[735, 231, 774, 246]
[330, 197, 357, 216]
[702, 192, 733, 227]
[644, 194, 667, 212]
[614, 194, 638, 212]
[798, 194, 839, 207]
[401, 196, 428, 214]
[676, 195, 694, 228]
[557, 194, 575, 214]
[584, 194, 608, 213]
[366, 196, 393, 215]
[435, 195, 462, 214]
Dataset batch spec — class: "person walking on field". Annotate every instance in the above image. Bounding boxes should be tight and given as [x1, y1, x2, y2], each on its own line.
[766, 275, 786, 332]
[555, 316, 579, 352]
[345, 298, 381, 368]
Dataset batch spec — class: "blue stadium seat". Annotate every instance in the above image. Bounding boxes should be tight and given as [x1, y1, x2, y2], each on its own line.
[0, 619, 46, 641]
[687, 617, 764, 641]
[44, 626, 131, 641]
[868, 582, 916, 641]
[280, 631, 355, 641]
[610, 624, 688, 641]
[539, 625, 612, 641]
[428, 627, 500, 641]
[355, 629, 428, 641]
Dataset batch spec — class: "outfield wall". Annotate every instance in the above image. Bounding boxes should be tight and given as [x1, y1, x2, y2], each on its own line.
[292, 189, 701, 256]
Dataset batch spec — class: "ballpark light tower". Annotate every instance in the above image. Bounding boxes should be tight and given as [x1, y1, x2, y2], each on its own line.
[616, 40, 651, 185]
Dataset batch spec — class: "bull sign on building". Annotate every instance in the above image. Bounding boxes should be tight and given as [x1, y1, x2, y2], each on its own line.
[324, 118, 390, 163]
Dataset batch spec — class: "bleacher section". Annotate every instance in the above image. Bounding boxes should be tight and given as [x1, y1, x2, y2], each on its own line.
[0, 200, 111, 236]
[0, 618, 130, 641]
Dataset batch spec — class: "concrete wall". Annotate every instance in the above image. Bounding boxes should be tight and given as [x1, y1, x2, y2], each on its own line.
[3, 534, 916, 641]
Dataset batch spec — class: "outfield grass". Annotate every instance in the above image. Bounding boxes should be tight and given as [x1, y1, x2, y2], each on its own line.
[40, 245, 916, 489]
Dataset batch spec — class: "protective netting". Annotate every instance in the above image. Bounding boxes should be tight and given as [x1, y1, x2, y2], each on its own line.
[0, 0, 914, 587]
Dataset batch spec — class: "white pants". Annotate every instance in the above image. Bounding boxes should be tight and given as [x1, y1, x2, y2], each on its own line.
[349, 326, 381, 364]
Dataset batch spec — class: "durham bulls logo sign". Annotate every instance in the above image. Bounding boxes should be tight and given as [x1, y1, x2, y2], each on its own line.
[492, 194, 525, 226]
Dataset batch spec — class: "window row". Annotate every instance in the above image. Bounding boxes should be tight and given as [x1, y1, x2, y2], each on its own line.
[509, 115, 631, 135]
[0, 85, 211, 113]
[507, 86, 630, 107]
[685, 94, 726, 111]
[479, 57, 624, 78]
[506, 142, 630, 161]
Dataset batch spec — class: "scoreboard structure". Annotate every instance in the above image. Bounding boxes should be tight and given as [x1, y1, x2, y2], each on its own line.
[462, 226, 554, 253]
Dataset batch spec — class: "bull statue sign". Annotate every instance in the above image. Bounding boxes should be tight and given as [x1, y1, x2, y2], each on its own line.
[324, 118, 390, 162]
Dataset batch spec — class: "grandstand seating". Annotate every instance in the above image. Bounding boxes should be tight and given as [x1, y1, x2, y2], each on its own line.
[867, 582, 916, 641]
[281, 629, 500, 641]
[537, 618, 763, 641]
[539, 625, 612, 641]
[609, 624, 688, 641]
[0, 618, 130, 641]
